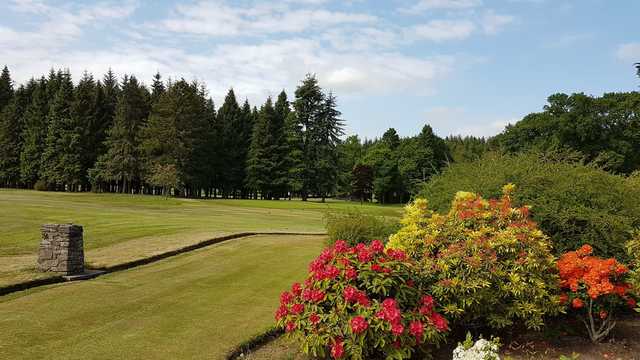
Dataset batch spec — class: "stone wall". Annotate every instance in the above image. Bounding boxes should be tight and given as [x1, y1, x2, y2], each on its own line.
[37, 224, 84, 275]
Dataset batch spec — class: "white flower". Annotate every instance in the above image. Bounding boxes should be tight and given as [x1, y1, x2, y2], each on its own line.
[452, 337, 500, 360]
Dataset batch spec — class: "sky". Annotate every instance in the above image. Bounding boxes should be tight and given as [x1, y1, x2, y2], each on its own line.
[1, 0, 639, 139]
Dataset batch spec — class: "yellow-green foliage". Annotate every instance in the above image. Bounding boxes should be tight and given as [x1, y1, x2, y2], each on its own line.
[387, 185, 562, 329]
[627, 234, 640, 311]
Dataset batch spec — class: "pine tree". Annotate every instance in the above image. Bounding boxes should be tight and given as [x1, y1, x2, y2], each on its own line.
[315, 92, 344, 201]
[0, 66, 14, 113]
[293, 74, 325, 200]
[92, 69, 120, 168]
[271, 90, 291, 198]
[150, 72, 165, 105]
[90, 75, 149, 193]
[20, 77, 49, 187]
[246, 97, 276, 198]
[284, 111, 304, 199]
[216, 89, 242, 197]
[40, 70, 77, 190]
[140, 79, 210, 197]
[72, 71, 98, 189]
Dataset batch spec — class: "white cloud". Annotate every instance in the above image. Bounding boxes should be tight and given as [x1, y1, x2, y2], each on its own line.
[616, 43, 640, 63]
[410, 20, 475, 41]
[480, 10, 514, 34]
[162, 1, 376, 37]
[400, 0, 482, 14]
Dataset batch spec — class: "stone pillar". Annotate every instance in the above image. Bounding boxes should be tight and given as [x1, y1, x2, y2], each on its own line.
[37, 224, 84, 275]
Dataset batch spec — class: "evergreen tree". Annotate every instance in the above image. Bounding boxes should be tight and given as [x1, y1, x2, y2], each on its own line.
[92, 69, 120, 168]
[40, 70, 78, 190]
[90, 75, 149, 193]
[270, 91, 291, 198]
[150, 71, 165, 104]
[216, 89, 244, 197]
[0, 80, 37, 187]
[336, 135, 363, 197]
[0, 66, 13, 113]
[141, 79, 210, 197]
[72, 72, 98, 189]
[314, 92, 344, 201]
[20, 77, 49, 187]
[293, 74, 325, 200]
[246, 97, 276, 198]
[284, 111, 304, 199]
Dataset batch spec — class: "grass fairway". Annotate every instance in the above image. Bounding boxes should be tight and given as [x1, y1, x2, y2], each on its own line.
[0, 189, 401, 287]
[0, 234, 324, 360]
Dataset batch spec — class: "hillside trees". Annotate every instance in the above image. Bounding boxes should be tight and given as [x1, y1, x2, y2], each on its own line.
[494, 92, 640, 173]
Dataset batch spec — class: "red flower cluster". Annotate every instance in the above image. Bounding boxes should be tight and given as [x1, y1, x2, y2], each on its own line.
[558, 245, 634, 305]
[350, 316, 369, 334]
[343, 286, 370, 307]
[331, 338, 344, 359]
[275, 240, 448, 359]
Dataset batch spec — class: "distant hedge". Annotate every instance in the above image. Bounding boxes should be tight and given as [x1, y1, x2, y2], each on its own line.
[420, 152, 640, 262]
[324, 209, 399, 247]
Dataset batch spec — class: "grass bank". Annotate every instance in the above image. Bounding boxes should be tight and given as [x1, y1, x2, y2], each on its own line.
[0, 234, 325, 360]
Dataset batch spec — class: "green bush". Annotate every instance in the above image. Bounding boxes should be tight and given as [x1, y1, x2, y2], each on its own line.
[324, 209, 399, 247]
[421, 152, 640, 262]
[387, 188, 562, 330]
[34, 180, 48, 191]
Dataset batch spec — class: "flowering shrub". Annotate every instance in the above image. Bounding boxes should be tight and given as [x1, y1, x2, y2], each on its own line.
[387, 184, 562, 329]
[558, 244, 638, 342]
[452, 332, 501, 360]
[275, 240, 448, 359]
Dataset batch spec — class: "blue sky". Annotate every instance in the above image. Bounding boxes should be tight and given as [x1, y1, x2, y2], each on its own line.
[1, 0, 639, 139]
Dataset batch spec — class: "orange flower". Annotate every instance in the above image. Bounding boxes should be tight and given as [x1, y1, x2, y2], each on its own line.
[572, 298, 584, 309]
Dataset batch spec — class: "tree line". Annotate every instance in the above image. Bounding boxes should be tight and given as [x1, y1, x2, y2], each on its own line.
[0, 66, 348, 201]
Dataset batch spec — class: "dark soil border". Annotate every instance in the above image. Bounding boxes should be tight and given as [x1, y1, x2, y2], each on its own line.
[226, 327, 284, 360]
[0, 232, 326, 297]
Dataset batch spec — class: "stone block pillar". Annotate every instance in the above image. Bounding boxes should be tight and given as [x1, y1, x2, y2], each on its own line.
[37, 224, 84, 275]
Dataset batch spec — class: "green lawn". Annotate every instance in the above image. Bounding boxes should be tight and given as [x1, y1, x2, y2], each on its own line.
[0, 234, 325, 360]
[0, 189, 401, 287]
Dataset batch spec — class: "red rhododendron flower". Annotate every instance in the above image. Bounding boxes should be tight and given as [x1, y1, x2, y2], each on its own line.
[275, 305, 288, 320]
[370, 240, 384, 253]
[409, 320, 424, 342]
[291, 282, 302, 296]
[572, 298, 584, 309]
[357, 294, 370, 307]
[357, 249, 373, 263]
[286, 321, 296, 332]
[344, 267, 357, 279]
[430, 312, 449, 332]
[628, 298, 637, 309]
[386, 248, 407, 261]
[280, 291, 293, 305]
[334, 240, 349, 253]
[291, 303, 305, 314]
[371, 263, 383, 272]
[309, 313, 320, 325]
[350, 316, 369, 334]
[331, 338, 344, 359]
[391, 321, 404, 336]
[343, 286, 360, 302]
